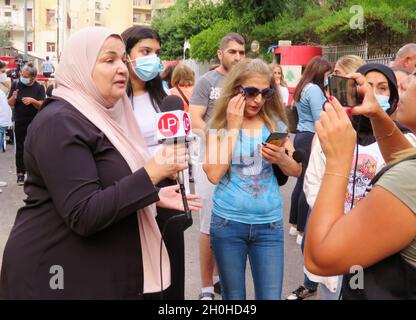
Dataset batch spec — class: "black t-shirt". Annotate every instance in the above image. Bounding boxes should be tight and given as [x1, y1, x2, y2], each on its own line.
[8, 80, 45, 121]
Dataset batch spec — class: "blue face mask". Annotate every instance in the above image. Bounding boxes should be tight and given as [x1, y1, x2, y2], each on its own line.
[130, 54, 163, 82]
[375, 94, 390, 112]
[324, 77, 329, 87]
[20, 77, 31, 86]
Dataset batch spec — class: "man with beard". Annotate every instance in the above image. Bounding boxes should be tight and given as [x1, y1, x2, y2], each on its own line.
[189, 33, 246, 300]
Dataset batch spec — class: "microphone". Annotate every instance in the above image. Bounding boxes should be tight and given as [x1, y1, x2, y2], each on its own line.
[293, 149, 306, 163]
[160, 95, 185, 112]
[157, 95, 192, 219]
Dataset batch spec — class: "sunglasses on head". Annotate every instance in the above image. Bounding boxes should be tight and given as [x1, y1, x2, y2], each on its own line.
[239, 85, 275, 100]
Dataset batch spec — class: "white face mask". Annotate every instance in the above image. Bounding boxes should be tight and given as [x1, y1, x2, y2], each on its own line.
[0, 73, 7, 83]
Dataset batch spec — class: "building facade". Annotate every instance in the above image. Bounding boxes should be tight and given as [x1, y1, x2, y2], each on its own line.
[0, 0, 176, 62]
[0, 0, 35, 53]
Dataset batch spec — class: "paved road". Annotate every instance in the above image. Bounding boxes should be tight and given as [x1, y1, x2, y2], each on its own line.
[0, 145, 311, 300]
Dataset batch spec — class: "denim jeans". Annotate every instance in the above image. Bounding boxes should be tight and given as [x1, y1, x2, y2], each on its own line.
[210, 214, 284, 300]
[0, 127, 6, 152]
[289, 131, 314, 232]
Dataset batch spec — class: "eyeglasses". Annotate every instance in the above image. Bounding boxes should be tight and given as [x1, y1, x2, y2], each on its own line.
[240, 85, 275, 101]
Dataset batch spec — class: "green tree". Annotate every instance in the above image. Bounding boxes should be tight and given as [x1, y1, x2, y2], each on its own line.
[189, 19, 237, 62]
[316, 0, 416, 49]
[222, 0, 287, 28]
[153, 0, 416, 62]
[0, 26, 10, 50]
[152, 0, 224, 60]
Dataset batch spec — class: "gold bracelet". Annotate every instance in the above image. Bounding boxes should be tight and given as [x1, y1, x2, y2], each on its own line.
[375, 122, 396, 140]
[325, 172, 349, 180]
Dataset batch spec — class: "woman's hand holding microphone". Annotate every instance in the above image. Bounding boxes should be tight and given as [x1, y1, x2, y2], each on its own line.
[144, 143, 202, 212]
[144, 143, 189, 186]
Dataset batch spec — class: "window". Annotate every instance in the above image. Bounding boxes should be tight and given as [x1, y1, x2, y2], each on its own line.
[46, 42, 56, 52]
[145, 13, 151, 21]
[95, 12, 101, 21]
[133, 0, 140, 6]
[146, 0, 151, 4]
[4, 12, 11, 17]
[27, 42, 33, 52]
[133, 13, 141, 23]
[46, 9, 56, 26]
[27, 9, 33, 28]
[5, 0, 11, 6]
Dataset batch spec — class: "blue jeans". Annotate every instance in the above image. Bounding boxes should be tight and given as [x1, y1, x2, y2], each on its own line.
[210, 214, 284, 300]
[0, 127, 6, 152]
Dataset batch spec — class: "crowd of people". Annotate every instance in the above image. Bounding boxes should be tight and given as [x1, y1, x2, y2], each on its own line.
[0, 26, 415, 300]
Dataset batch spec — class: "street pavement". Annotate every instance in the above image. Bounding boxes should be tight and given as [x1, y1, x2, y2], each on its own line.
[0, 144, 315, 300]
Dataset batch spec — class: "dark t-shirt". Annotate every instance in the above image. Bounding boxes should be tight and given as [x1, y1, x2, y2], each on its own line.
[8, 81, 45, 121]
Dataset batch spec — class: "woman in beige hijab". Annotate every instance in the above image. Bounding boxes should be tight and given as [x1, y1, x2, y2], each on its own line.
[0, 27, 200, 300]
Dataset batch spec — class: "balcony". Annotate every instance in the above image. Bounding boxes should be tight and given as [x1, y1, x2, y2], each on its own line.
[133, 10, 152, 26]
[133, 0, 152, 10]
[0, 4, 35, 29]
[153, 0, 175, 10]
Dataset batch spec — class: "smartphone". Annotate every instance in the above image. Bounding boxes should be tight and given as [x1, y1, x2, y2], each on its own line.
[328, 75, 362, 107]
[265, 132, 288, 147]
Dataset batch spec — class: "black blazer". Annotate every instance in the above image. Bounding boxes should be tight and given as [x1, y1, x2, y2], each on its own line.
[0, 98, 160, 299]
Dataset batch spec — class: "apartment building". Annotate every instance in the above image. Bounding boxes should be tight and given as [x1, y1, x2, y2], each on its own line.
[0, 0, 35, 53]
[0, 0, 176, 60]
[133, 0, 176, 27]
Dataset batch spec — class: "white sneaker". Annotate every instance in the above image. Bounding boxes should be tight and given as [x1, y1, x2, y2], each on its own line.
[296, 234, 303, 245]
[0, 181, 7, 187]
[289, 226, 298, 236]
[199, 292, 215, 300]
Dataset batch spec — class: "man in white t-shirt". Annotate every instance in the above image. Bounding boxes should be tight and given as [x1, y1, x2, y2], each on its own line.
[42, 56, 55, 78]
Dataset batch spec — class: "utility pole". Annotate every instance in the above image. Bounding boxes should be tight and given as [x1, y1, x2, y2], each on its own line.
[23, 0, 28, 61]
[56, 0, 60, 62]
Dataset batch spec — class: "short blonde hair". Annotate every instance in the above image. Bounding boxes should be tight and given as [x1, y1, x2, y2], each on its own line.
[336, 55, 365, 74]
[171, 64, 195, 87]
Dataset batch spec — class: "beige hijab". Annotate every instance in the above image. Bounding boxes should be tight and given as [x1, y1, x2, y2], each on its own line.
[53, 27, 170, 293]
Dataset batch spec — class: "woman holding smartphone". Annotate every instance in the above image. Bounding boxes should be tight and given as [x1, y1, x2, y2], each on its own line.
[204, 59, 301, 300]
[294, 63, 416, 300]
[305, 68, 416, 299]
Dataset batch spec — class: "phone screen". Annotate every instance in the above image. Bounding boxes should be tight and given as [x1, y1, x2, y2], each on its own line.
[328, 75, 362, 107]
[266, 132, 288, 147]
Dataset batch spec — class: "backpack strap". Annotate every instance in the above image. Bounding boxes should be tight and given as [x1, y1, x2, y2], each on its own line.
[175, 85, 189, 106]
[371, 154, 416, 186]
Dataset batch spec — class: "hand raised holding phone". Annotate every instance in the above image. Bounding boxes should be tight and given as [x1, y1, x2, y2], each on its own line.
[328, 75, 362, 107]
[327, 73, 386, 119]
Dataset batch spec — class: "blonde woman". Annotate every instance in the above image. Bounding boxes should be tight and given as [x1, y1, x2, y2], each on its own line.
[204, 59, 301, 300]
[170, 64, 195, 112]
[333, 55, 366, 76]
[271, 63, 289, 106]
